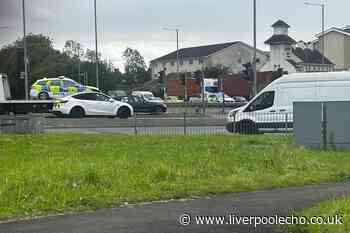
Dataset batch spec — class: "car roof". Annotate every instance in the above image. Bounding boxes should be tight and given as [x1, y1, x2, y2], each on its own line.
[36, 77, 75, 82]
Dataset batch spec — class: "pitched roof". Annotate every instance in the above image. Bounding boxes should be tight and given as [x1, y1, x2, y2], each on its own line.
[315, 27, 350, 38]
[292, 47, 333, 65]
[271, 20, 290, 28]
[265, 34, 297, 45]
[151, 42, 238, 63]
[343, 26, 350, 33]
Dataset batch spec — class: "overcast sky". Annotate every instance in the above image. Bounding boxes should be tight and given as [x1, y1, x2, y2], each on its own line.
[0, 0, 348, 70]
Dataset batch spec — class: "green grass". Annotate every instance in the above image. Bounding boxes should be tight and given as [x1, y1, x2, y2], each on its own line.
[1, 134, 350, 220]
[284, 198, 350, 233]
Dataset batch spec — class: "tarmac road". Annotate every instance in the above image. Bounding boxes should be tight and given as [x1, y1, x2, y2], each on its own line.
[44, 111, 228, 134]
[1, 182, 349, 233]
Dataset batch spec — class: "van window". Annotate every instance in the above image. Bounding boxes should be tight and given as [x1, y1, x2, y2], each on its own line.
[246, 91, 275, 112]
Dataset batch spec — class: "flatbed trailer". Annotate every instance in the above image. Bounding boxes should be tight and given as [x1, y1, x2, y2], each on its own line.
[0, 74, 54, 114]
[0, 100, 54, 114]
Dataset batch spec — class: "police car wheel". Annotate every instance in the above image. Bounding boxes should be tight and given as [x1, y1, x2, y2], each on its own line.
[38, 92, 49, 100]
[70, 107, 85, 118]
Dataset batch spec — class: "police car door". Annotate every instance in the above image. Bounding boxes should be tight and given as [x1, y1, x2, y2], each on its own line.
[62, 80, 78, 96]
[48, 79, 63, 98]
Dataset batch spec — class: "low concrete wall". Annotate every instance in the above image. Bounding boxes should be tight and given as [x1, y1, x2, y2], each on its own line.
[0, 114, 44, 134]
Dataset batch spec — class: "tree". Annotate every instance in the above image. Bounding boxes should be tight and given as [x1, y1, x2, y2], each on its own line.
[203, 65, 229, 80]
[122, 47, 150, 84]
[241, 62, 253, 81]
[85, 49, 101, 63]
[0, 34, 73, 98]
[63, 40, 84, 59]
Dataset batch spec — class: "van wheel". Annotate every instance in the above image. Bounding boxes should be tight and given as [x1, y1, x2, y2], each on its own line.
[226, 122, 235, 133]
[38, 92, 49, 100]
[70, 107, 85, 118]
[118, 107, 131, 119]
[235, 120, 258, 134]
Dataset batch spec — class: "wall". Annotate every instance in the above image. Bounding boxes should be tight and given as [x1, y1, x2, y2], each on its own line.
[208, 42, 268, 74]
[345, 36, 350, 70]
[167, 79, 201, 97]
[150, 58, 205, 79]
[317, 32, 345, 70]
[166, 71, 273, 99]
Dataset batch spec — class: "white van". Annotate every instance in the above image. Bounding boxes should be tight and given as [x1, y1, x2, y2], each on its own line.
[131, 91, 164, 103]
[226, 72, 350, 133]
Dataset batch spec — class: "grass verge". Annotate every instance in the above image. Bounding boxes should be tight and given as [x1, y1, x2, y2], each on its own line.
[1, 134, 350, 220]
[283, 198, 350, 233]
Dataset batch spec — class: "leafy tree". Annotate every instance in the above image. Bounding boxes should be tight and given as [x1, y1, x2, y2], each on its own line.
[85, 49, 101, 63]
[0, 34, 147, 97]
[63, 40, 84, 59]
[203, 65, 229, 80]
[122, 47, 150, 84]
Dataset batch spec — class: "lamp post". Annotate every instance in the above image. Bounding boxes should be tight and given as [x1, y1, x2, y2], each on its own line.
[163, 27, 180, 99]
[252, 0, 257, 97]
[94, 0, 99, 88]
[22, 0, 29, 100]
[305, 1, 325, 65]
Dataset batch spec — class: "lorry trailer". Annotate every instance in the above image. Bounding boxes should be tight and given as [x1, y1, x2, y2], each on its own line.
[0, 74, 54, 114]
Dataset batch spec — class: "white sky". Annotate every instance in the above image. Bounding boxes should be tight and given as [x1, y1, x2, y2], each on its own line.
[0, 0, 348, 71]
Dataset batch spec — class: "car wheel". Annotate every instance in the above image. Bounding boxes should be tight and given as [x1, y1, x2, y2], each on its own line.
[117, 107, 131, 119]
[235, 120, 258, 134]
[153, 106, 164, 115]
[38, 92, 49, 100]
[69, 107, 85, 118]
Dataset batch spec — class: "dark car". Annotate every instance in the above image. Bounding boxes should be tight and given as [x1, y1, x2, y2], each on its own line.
[120, 95, 167, 114]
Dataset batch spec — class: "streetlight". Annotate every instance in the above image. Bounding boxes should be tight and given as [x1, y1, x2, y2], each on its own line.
[94, 0, 99, 89]
[305, 1, 325, 65]
[163, 27, 180, 99]
[22, 0, 29, 100]
[252, 0, 257, 97]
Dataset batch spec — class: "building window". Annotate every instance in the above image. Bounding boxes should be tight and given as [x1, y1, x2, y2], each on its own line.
[189, 59, 193, 65]
[199, 59, 204, 64]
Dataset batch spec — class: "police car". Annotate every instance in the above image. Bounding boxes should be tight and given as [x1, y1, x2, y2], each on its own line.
[30, 76, 100, 100]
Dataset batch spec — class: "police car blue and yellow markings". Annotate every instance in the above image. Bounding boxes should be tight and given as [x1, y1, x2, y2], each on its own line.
[31, 78, 97, 98]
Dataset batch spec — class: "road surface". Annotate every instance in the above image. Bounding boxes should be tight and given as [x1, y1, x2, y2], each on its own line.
[1, 182, 349, 233]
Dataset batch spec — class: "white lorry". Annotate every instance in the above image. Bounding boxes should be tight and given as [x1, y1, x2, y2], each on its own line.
[203, 79, 235, 103]
[0, 74, 54, 114]
[226, 71, 350, 133]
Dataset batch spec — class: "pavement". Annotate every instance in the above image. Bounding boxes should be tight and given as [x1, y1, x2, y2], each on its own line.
[1, 182, 350, 233]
